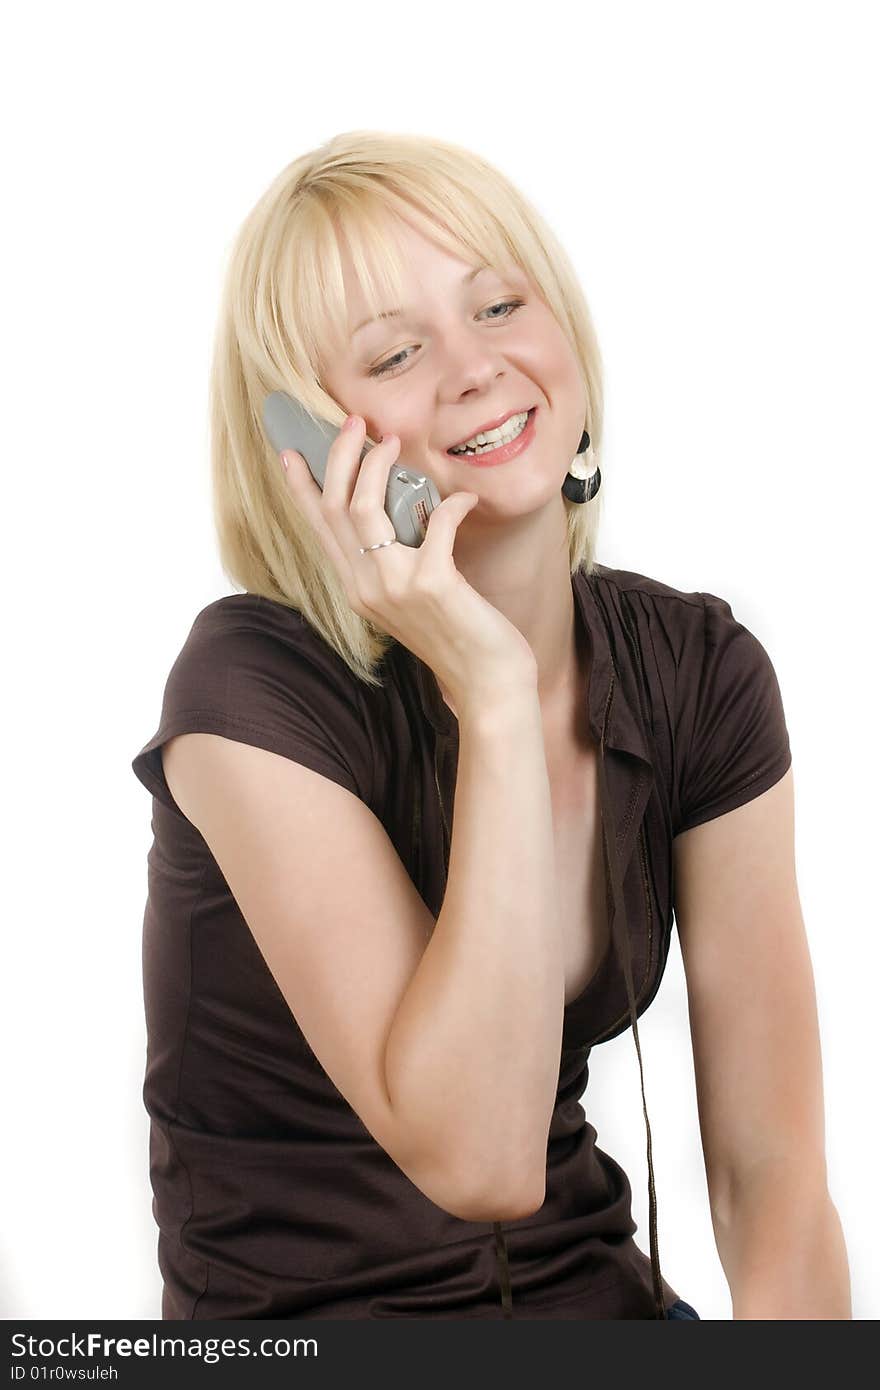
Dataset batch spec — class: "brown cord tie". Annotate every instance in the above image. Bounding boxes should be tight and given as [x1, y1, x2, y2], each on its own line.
[596, 680, 668, 1319]
[493, 1220, 514, 1318]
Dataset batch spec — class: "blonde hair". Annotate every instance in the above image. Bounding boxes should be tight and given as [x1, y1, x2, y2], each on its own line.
[209, 129, 605, 688]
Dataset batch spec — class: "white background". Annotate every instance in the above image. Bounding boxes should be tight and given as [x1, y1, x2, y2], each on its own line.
[3, 0, 877, 1321]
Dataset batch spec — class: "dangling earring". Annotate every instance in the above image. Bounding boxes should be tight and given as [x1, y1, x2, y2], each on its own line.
[562, 429, 601, 504]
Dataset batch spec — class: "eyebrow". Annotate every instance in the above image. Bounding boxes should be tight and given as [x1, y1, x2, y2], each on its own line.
[350, 264, 493, 340]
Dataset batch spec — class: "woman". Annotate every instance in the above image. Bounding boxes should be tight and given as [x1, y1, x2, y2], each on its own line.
[132, 130, 849, 1319]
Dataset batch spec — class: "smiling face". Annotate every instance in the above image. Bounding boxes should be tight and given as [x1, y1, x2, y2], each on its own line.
[317, 215, 588, 516]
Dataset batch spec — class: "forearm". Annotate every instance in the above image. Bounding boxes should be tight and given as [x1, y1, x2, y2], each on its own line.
[384, 691, 564, 1219]
[713, 1165, 851, 1319]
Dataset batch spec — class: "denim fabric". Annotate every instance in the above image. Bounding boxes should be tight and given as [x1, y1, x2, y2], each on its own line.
[666, 1298, 701, 1319]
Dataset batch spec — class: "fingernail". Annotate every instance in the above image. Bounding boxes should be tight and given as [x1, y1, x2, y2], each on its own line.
[343, 415, 360, 432]
[279, 452, 288, 471]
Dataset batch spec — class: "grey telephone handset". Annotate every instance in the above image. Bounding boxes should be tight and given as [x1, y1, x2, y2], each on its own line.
[261, 392, 442, 548]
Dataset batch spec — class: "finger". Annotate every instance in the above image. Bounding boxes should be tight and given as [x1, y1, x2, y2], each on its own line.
[348, 431, 404, 552]
[417, 490, 479, 573]
[279, 449, 353, 585]
[322, 415, 368, 510]
[320, 416, 397, 558]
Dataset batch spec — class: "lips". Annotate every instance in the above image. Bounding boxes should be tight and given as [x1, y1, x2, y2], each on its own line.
[446, 406, 534, 453]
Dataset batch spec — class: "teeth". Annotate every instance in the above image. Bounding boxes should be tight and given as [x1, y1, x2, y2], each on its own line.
[450, 410, 530, 454]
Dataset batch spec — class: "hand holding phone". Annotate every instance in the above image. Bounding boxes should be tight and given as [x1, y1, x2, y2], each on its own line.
[265, 395, 538, 715]
[262, 391, 441, 547]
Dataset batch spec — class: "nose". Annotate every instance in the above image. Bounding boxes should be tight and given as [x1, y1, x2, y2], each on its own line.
[438, 335, 509, 399]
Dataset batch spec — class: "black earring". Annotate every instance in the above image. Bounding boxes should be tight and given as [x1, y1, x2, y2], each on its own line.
[562, 429, 601, 504]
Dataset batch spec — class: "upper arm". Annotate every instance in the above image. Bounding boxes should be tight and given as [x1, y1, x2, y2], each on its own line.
[161, 729, 472, 1216]
[672, 765, 827, 1222]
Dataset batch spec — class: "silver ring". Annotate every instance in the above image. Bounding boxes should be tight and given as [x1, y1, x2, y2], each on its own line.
[359, 539, 398, 555]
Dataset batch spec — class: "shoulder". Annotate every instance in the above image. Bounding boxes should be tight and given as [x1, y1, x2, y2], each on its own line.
[133, 591, 390, 816]
[583, 564, 791, 804]
[585, 563, 710, 674]
[187, 590, 349, 665]
[173, 591, 379, 713]
[589, 561, 706, 620]
[587, 562, 764, 660]
[585, 570, 792, 836]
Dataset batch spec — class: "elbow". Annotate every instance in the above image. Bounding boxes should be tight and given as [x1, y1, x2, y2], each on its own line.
[466, 1184, 546, 1224]
[432, 1172, 546, 1224]
[390, 1116, 547, 1223]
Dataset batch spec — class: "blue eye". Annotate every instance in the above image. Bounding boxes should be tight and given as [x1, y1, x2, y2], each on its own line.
[368, 299, 526, 379]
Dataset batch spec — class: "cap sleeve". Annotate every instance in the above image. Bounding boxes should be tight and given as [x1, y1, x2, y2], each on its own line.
[131, 595, 375, 817]
[673, 591, 792, 836]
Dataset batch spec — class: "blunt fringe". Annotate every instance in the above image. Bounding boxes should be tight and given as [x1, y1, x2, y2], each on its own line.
[208, 129, 605, 688]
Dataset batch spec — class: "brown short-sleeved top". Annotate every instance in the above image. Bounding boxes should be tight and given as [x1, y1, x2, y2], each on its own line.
[131, 562, 792, 1320]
